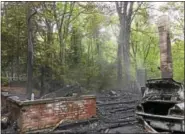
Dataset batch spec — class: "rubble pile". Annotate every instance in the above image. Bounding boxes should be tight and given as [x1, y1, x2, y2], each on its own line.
[2, 86, 145, 134]
[54, 89, 144, 133]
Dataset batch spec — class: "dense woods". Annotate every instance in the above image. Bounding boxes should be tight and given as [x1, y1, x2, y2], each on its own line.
[1, 2, 184, 97]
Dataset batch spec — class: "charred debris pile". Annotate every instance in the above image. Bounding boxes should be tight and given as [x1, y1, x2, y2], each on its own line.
[1, 84, 144, 134]
[2, 79, 184, 134]
[53, 88, 143, 133]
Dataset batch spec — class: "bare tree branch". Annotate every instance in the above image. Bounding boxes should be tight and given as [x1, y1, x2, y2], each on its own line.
[28, 8, 37, 21]
[143, 38, 153, 63]
[115, 2, 122, 21]
[127, 2, 134, 24]
[63, 2, 75, 40]
[131, 2, 143, 23]
[59, 2, 67, 32]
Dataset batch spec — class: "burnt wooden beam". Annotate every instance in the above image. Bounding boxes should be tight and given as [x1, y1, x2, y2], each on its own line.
[97, 99, 138, 106]
[57, 118, 98, 130]
[97, 120, 137, 132]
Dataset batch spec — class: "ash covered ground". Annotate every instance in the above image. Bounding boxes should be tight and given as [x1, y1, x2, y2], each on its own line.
[52, 87, 145, 133]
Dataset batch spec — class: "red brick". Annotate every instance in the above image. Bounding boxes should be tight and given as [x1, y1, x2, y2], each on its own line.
[3, 94, 96, 133]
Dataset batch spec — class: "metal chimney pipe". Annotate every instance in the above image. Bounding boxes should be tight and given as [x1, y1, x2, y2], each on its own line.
[157, 15, 173, 79]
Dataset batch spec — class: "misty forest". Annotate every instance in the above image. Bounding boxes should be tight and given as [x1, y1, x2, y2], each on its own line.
[1, 2, 184, 98]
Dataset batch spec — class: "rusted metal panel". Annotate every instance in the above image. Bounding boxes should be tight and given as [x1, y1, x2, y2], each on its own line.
[136, 112, 184, 120]
[174, 102, 184, 110]
[143, 120, 158, 133]
[149, 120, 184, 132]
[136, 115, 158, 133]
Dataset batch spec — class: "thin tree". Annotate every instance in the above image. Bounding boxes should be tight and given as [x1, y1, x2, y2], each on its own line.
[53, 2, 75, 74]
[26, 3, 37, 99]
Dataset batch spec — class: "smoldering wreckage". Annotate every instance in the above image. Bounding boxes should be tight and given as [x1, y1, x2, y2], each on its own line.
[1, 78, 184, 134]
[1, 16, 185, 133]
[136, 79, 184, 133]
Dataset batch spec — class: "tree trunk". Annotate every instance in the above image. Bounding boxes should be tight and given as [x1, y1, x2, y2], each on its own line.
[26, 4, 35, 99]
[16, 22, 20, 80]
[40, 66, 44, 97]
[86, 39, 91, 87]
[117, 42, 123, 88]
[116, 2, 134, 88]
[58, 29, 65, 75]
[11, 59, 14, 81]
[58, 31, 62, 61]
[123, 25, 132, 84]
[53, 2, 67, 73]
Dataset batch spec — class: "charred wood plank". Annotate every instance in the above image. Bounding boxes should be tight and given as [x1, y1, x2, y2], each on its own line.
[109, 107, 135, 113]
[97, 120, 137, 132]
[57, 118, 98, 130]
[101, 104, 136, 111]
[97, 100, 139, 106]
[103, 117, 135, 123]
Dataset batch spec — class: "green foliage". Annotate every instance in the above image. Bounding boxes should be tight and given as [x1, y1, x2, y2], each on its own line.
[1, 2, 184, 95]
[131, 12, 161, 79]
[172, 40, 184, 82]
[1, 77, 9, 86]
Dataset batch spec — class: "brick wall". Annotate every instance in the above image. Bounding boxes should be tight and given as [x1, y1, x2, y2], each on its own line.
[1, 93, 96, 133]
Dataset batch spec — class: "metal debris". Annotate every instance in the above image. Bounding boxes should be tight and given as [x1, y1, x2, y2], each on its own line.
[136, 78, 185, 133]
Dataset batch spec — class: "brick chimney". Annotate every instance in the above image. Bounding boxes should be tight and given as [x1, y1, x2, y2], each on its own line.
[157, 15, 173, 79]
